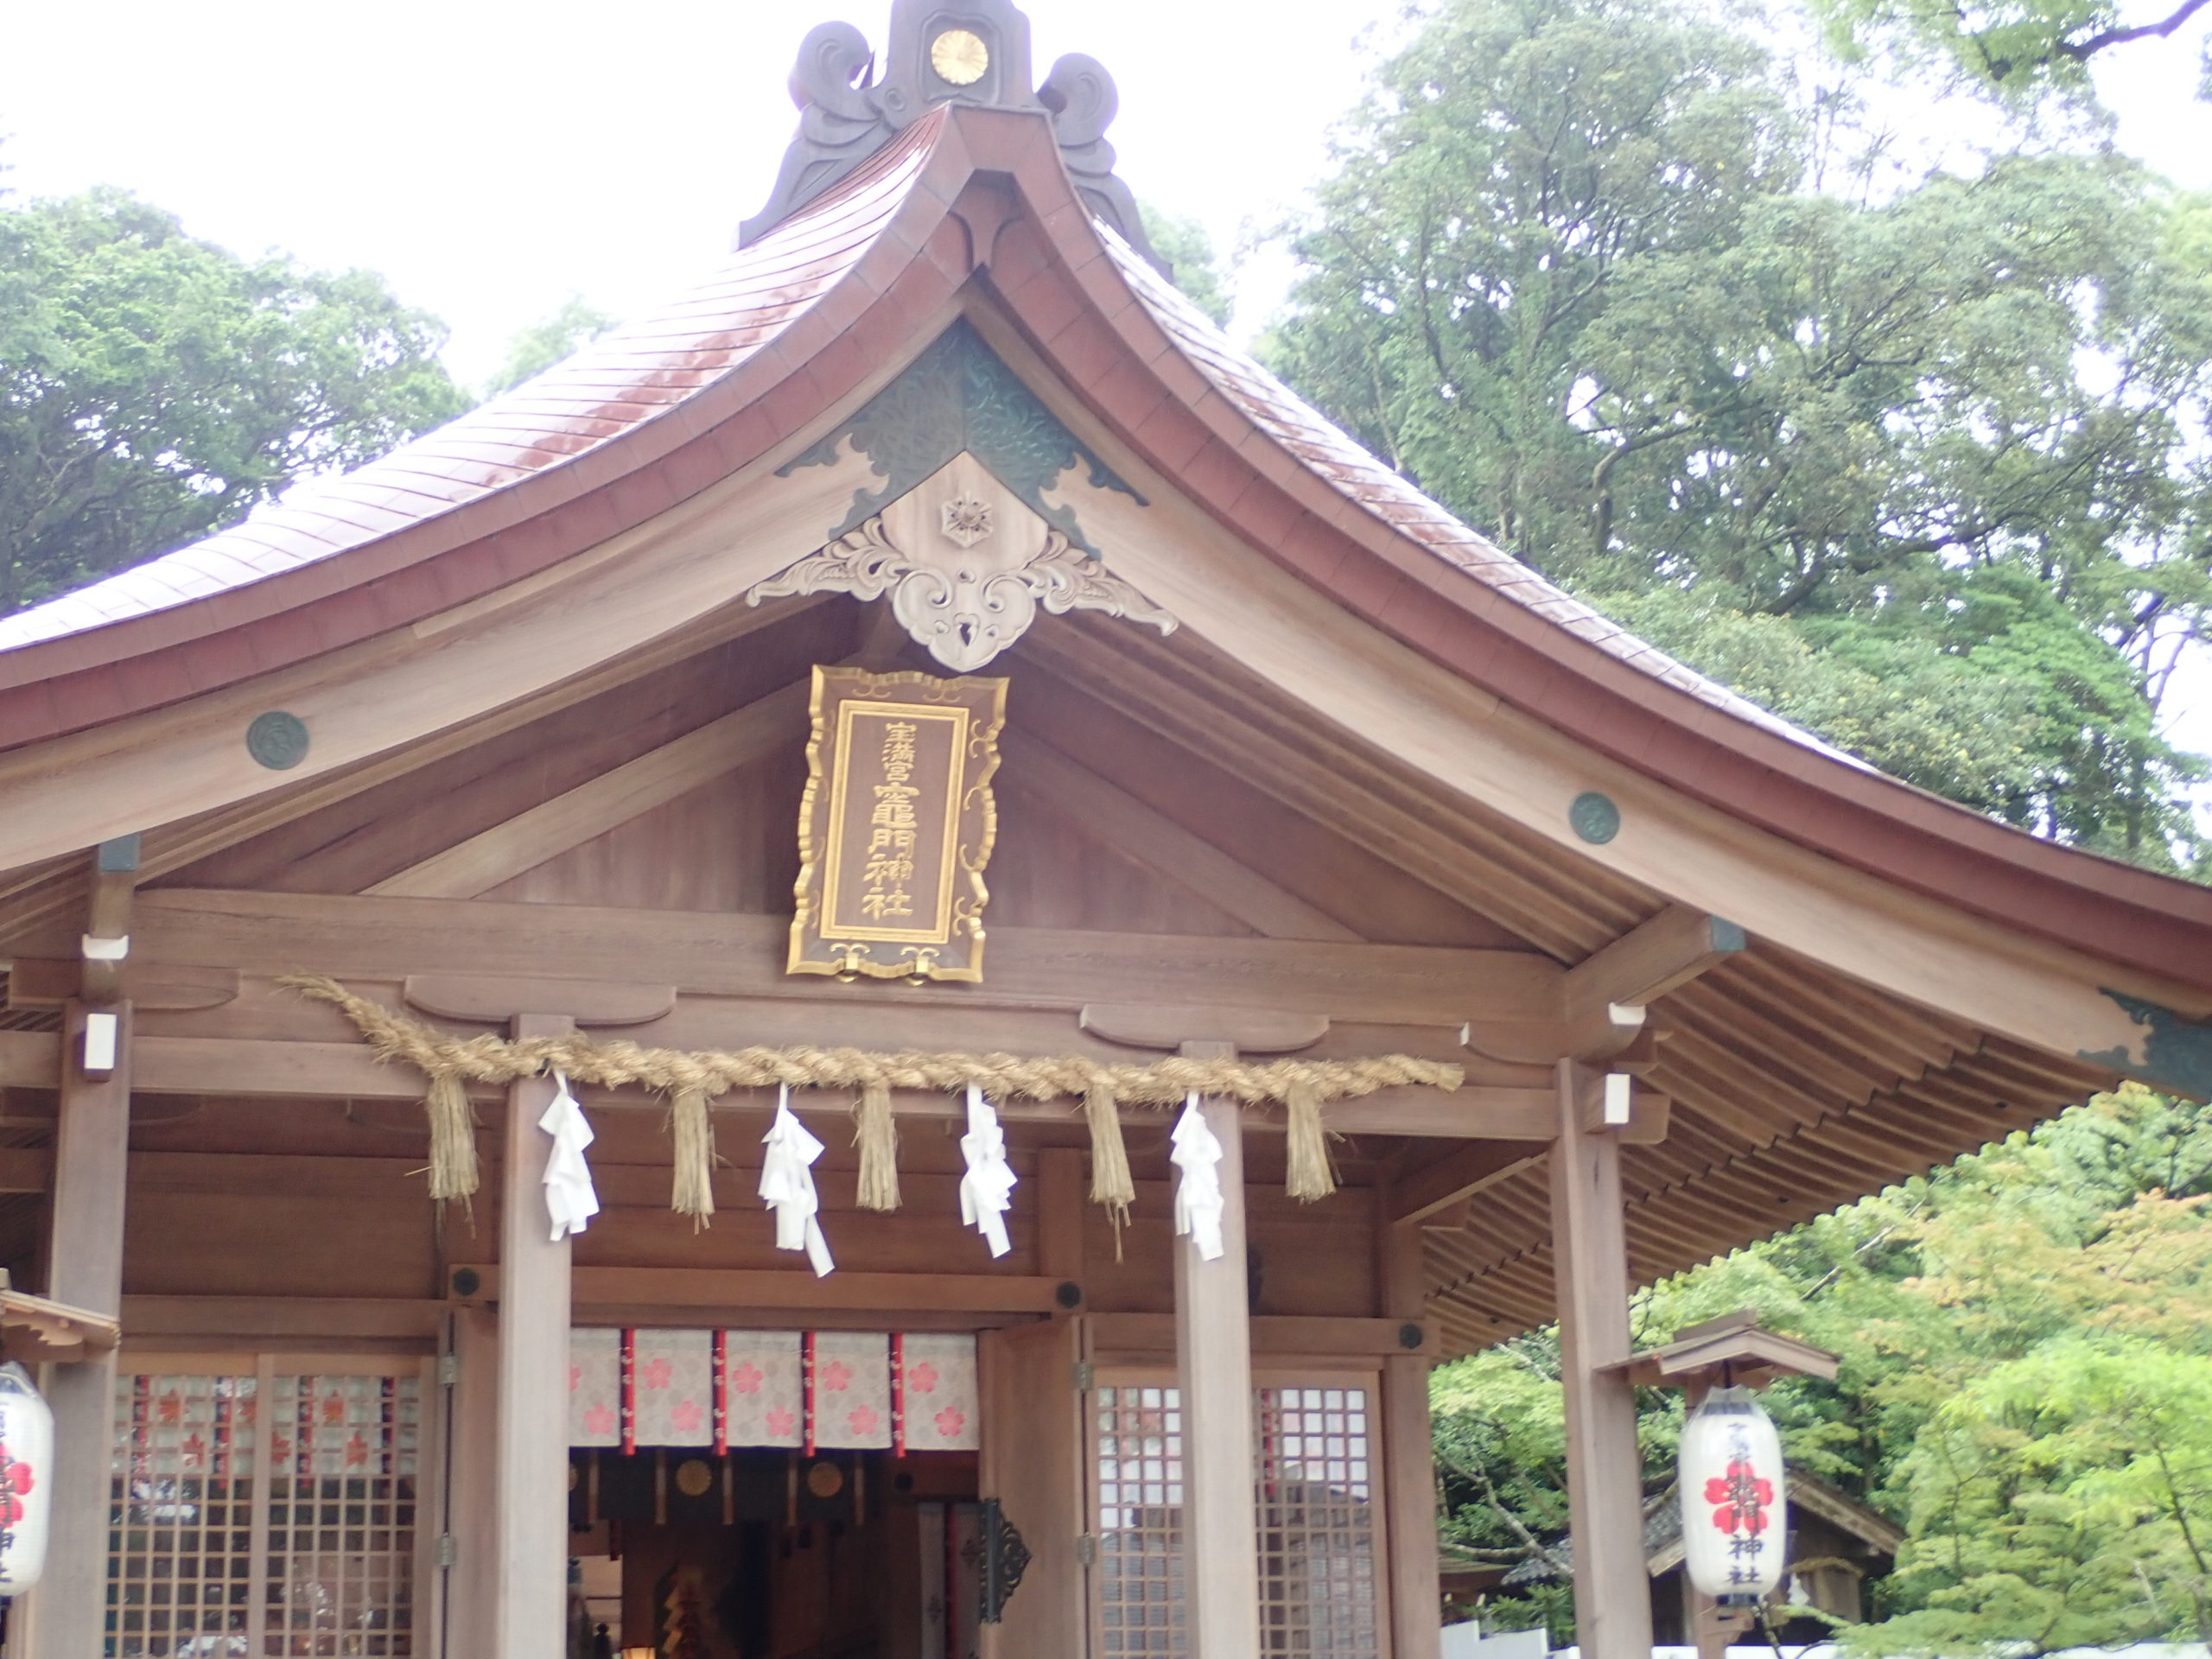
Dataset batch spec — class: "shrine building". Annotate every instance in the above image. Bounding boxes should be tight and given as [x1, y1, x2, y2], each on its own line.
[0, 3, 2206, 1656]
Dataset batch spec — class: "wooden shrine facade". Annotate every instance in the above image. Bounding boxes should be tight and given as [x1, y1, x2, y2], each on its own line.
[0, 3, 2208, 1655]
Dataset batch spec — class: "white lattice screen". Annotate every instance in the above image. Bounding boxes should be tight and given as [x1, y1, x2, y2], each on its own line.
[1093, 1382, 1382, 1659]
[106, 1366, 425, 1657]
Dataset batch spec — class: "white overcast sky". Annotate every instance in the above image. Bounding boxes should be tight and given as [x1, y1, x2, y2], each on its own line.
[6, 0, 2212, 759]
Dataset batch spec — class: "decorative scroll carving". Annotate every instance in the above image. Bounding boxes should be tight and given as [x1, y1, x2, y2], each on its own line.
[738, 1, 1169, 275]
[779, 319, 1144, 555]
[747, 513, 1174, 673]
[1039, 54, 1152, 261]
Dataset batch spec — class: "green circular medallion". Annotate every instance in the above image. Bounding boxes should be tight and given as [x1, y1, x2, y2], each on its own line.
[1568, 791, 1620, 844]
[245, 710, 310, 771]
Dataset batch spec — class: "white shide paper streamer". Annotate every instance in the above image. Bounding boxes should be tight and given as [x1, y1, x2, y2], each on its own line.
[957, 1084, 1018, 1258]
[539, 1070, 600, 1242]
[760, 1084, 835, 1277]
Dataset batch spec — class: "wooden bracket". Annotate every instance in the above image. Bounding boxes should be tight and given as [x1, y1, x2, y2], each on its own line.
[403, 975, 676, 1028]
[0, 1270, 119, 1365]
[1078, 1003, 1327, 1054]
[9, 958, 238, 1012]
[1564, 906, 1745, 1059]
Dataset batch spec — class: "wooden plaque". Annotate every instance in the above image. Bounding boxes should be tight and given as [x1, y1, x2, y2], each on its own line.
[789, 665, 1007, 982]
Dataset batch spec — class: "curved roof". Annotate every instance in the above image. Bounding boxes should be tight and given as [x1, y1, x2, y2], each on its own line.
[0, 100, 2206, 995]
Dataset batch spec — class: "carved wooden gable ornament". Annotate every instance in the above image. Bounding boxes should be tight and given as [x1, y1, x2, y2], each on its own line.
[789, 666, 1006, 982]
[746, 321, 1175, 672]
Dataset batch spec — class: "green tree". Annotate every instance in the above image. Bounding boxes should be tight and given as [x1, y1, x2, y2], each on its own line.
[1429, 1087, 2212, 1649]
[1264, 0, 2212, 872]
[0, 187, 469, 615]
[1806, 0, 2212, 107]
[484, 295, 619, 397]
[1137, 203, 1232, 327]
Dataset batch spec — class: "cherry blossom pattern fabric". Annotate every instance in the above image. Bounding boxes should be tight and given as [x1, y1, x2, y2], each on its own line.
[813, 1332, 892, 1450]
[899, 1333, 980, 1452]
[630, 1329, 715, 1446]
[569, 1327, 622, 1447]
[721, 1332, 804, 1448]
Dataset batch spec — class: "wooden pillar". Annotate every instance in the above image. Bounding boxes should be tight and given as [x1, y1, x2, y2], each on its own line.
[1173, 1044, 1262, 1659]
[446, 1306, 501, 1659]
[493, 1014, 574, 1659]
[1551, 1059, 1653, 1659]
[1379, 1213, 1442, 1659]
[24, 1000, 133, 1659]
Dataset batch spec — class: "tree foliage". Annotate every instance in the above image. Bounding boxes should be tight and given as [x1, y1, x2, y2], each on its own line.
[1433, 1087, 2212, 1652]
[1265, 0, 2212, 872]
[1806, 0, 2212, 107]
[484, 295, 619, 397]
[0, 187, 468, 614]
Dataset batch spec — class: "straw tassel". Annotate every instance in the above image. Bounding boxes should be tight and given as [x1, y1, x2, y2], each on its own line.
[1284, 1078, 1337, 1203]
[671, 1085, 717, 1228]
[854, 1079, 901, 1212]
[1084, 1081, 1135, 1238]
[423, 1070, 480, 1204]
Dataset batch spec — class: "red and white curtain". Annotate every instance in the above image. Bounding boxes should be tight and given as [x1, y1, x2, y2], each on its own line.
[569, 1328, 979, 1454]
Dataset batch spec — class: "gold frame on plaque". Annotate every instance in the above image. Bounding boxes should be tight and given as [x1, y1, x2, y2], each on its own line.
[788, 665, 1007, 982]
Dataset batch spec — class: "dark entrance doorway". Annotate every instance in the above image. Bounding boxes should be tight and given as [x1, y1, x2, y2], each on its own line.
[566, 1448, 977, 1658]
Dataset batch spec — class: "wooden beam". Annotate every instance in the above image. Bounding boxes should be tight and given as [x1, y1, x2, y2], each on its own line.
[120, 1296, 445, 1343]
[1388, 1141, 1544, 1225]
[367, 681, 810, 899]
[0, 1274, 119, 1365]
[133, 888, 1561, 1027]
[1090, 1313, 1431, 1358]
[1173, 1040, 1263, 1659]
[1550, 1060, 1656, 1659]
[1566, 906, 1746, 1059]
[404, 975, 674, 1027]
[25, 1001, 132, 1659]
[56, 1033, 1559, 1139]
[999, 731, 1359, 942]
[8, 957, 237, 1012]
[451, 1264, 1068, 1315]
[494, 1014, 571, 1659]
[1081, 1002, 1327, 1053]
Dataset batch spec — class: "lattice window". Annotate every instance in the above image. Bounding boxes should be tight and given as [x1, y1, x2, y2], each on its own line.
[108, 1373, 258, 1657]
[1091, 1382, 1382, 1659]
[261, 1374, 421, 1656]
[106, 1367, 423, 1658]
[1095, 1386, 1186, 1659]
[1255, 1387, 1380, 1657]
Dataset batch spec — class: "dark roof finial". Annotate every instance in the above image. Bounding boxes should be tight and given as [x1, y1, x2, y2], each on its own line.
[737, 2, 1167, 275]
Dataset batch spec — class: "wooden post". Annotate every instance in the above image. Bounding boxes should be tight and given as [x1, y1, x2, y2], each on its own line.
[1379, 1213, 1443, 1659]
[493, 1014, 574, 1659]
[1551, 1059, 1654, 1659]
[447, 1306, 501, 1659]
[1173, 1041, 1262, 1659]
[25, 1001, 133, 1659]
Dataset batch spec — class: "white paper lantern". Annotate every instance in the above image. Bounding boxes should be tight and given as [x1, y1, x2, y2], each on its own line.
[0, 1363, 54, 1593]
[1678, 1385, 1787, 1604]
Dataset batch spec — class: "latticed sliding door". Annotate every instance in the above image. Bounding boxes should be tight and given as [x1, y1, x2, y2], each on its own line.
[106, 1359, 431, 1657]
[1090, 1376, 1387, 1659]
[108, 1372, 260, 1656]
